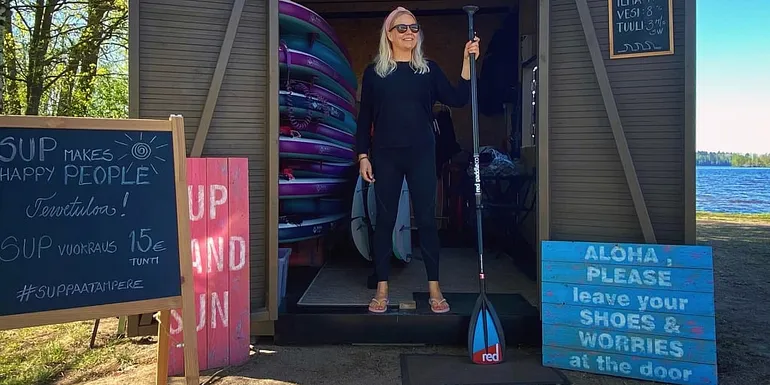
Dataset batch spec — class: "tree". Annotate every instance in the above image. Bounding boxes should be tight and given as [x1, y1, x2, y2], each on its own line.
[2, 0, 127, 116]
[1, 0, 24, 115]
[57, 0, 126, 116]
[697, 151, 770, 168]
[1, 0, 6, 113]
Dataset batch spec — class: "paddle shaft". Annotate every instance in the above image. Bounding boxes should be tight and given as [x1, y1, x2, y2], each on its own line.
[463, 5, 486, 294]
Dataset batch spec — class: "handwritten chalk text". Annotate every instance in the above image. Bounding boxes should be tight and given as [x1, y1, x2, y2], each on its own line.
[58, 241, 118, 256]
[25, 193, 118, 218]
[63, 164, 151, 186]
[16, 279, 144, 303]
[0, 136, 57, 163]
[0, 166, 55, 183]
[0, 235, 53, 262]
[130, 256, 160, 266]
[63, 148, 114, 162]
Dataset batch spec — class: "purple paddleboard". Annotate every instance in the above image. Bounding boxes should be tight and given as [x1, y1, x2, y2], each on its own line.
[279, 90, 356, 133]
[279, 177, 347, 198]
[279, 213, 347, 243]
[278, 0, 352, 65]
[281, 79, 355, 115]
[281, 158, 354, 178]
[279, 136, 354, 162]
[279, 47, 356, 101]
[280, 123, 354, 147]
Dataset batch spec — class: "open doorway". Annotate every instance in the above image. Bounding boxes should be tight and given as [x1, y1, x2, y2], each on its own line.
[276, 0, 540, 317]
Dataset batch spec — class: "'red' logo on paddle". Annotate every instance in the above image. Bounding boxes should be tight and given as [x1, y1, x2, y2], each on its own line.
[472, 342, 502, 364]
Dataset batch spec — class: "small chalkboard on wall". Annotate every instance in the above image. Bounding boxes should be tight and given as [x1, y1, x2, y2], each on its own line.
[608, 0, 674, 59]
[0, 115, 199, 384]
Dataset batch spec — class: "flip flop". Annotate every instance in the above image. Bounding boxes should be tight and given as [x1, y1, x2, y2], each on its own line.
[368, 297, 389, 313]
[429, 298, 451, 314]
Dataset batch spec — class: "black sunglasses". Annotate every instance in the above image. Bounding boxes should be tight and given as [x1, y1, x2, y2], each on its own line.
[390, 23, 420, 33]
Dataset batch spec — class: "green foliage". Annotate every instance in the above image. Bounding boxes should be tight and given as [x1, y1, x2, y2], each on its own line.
[89, 63, 128, 119]
[696, 151, 732, 166]
[1, 0, 128, 118]
[0, 320, 144, 385]
[696, 151, 770, 168]
[730, 153, 770, 168]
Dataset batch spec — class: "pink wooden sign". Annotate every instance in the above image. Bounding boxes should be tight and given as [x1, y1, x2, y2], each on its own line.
[167, 158, 251, 376]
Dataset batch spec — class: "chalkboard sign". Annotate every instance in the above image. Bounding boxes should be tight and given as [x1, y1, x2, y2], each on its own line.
[540, 241, 718, 385]
[0, 116, 194, 325]
[0, 115, 200, 383]
[608, 0, 674, 59]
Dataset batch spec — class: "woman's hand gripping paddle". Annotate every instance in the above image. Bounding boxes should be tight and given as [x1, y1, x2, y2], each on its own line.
[463, 4, 506, 365]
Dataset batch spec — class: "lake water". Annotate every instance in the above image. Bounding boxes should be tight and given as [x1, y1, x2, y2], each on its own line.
[697, 166, 770, 214]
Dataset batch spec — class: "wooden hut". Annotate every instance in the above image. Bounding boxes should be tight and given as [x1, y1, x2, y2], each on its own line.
[127, 0, 696, 344]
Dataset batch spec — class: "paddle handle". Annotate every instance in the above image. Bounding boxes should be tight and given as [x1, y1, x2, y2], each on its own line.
[464, 4, 479, 157]
[463, 5, 486, 282]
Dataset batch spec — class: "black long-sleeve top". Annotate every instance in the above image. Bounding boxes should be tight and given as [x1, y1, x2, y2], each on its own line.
[355, 60, 470, 156]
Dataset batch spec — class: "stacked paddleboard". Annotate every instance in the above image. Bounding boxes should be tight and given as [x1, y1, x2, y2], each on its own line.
[278, 0, 357, 244]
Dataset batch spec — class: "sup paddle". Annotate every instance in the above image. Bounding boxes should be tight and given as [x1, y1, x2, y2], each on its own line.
[463, 4, 506, 365]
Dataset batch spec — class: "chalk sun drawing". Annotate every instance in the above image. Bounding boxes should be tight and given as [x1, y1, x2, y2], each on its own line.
[114, 132, 168, 174]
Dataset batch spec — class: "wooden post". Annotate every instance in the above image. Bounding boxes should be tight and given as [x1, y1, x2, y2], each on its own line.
[156, 310, 171, 385]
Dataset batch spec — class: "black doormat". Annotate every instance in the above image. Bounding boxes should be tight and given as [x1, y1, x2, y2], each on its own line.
[400, 354, 571, 385]
[412, 292, 538, 316]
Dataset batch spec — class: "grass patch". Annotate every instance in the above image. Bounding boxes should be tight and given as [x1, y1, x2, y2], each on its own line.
[697, 211, 770, 224]
[0, 319, 155, 385]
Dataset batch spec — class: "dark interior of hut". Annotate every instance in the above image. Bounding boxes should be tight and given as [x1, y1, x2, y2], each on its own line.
[275, 0, 541, 320]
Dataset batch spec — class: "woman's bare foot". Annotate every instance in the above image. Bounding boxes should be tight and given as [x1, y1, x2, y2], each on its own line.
[369, 281, 389, 313]
[428, 281, 450, 313]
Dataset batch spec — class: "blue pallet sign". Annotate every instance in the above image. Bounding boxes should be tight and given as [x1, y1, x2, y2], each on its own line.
[540, 241, 718, 385]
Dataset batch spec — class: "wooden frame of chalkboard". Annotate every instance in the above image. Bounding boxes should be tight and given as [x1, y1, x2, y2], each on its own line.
[0, 115, 199, 385]
[608, 0, 674, 59]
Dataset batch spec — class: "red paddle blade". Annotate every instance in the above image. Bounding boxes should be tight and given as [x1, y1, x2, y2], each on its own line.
[468, 294, 506, 364]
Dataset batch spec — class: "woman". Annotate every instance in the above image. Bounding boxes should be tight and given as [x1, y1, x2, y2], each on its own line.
[355, 6, 480, 313]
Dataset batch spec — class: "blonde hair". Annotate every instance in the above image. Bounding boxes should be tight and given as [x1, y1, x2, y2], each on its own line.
[373, 7, 430, 78]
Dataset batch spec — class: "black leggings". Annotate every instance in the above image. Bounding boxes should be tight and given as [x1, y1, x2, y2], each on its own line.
[371, 145, 440, 282]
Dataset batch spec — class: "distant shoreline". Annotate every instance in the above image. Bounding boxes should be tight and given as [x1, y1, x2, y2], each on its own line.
[697, 211, 770, 224]
[696, 164, 770, 168]
[696, 151, 770, 168]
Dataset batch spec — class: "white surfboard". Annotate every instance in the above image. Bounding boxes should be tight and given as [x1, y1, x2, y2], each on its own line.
[366, 178, 412, 262]
[351, 176, 372, 260]
[367, 182, 376, 230]
[392, 178, 412, 262]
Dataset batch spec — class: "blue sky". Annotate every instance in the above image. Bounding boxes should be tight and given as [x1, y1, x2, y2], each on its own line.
[697, 0, 770, 154]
